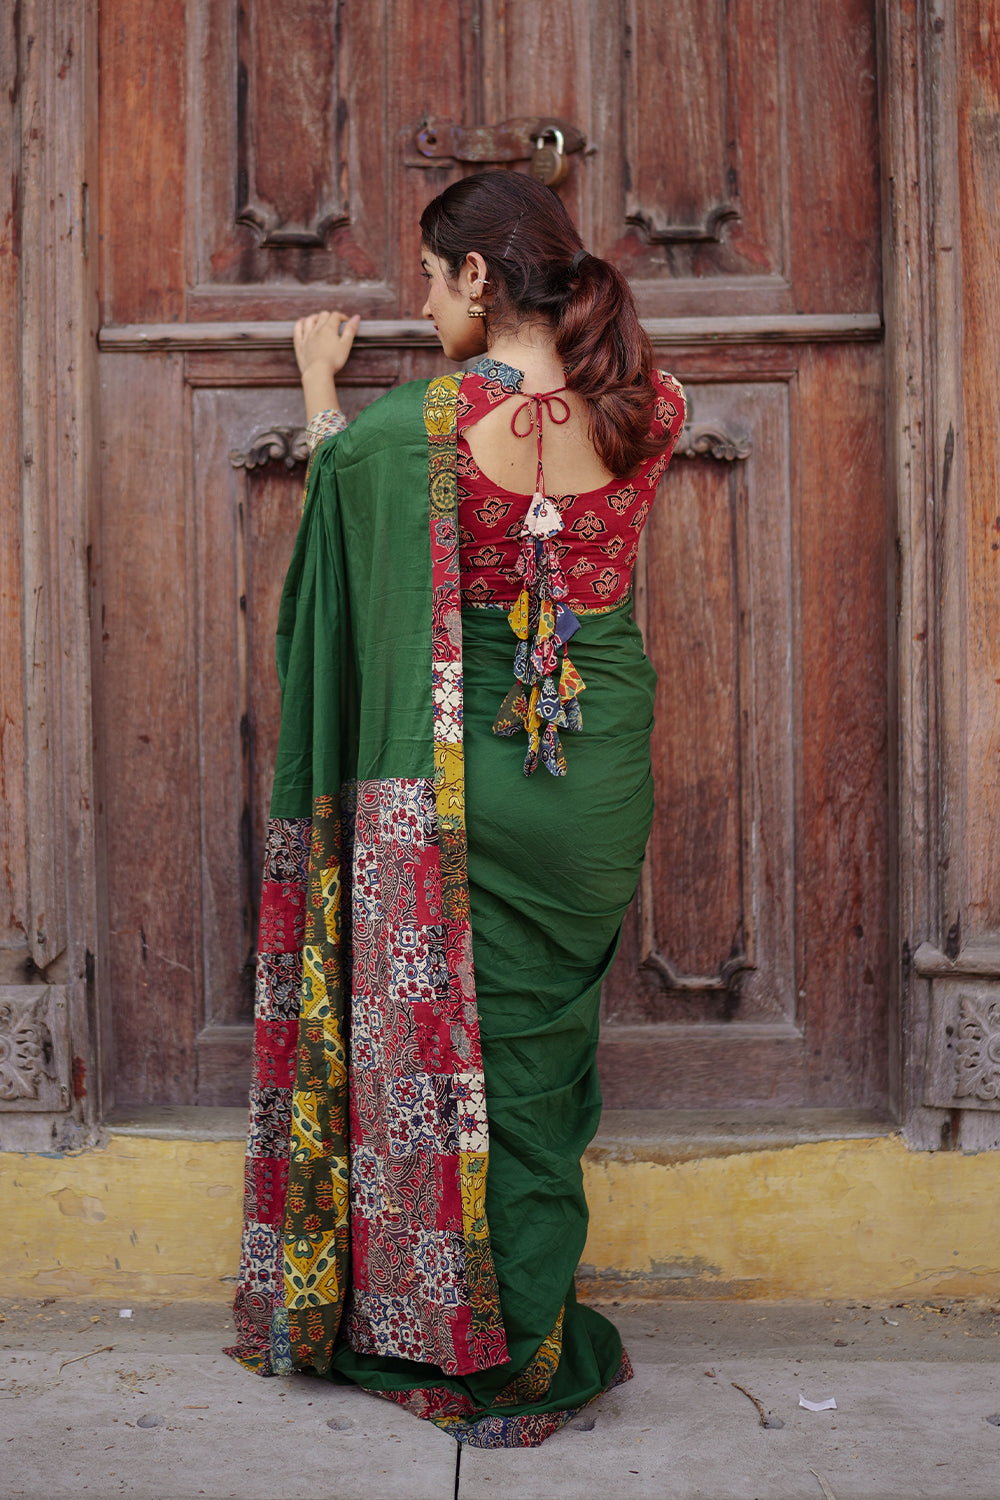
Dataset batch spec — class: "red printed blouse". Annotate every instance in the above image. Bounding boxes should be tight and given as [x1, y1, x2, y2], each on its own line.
[456, 363, 686, 612]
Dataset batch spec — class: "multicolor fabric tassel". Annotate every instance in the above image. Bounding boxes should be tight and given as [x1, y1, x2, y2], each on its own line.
[491, 390, 586, 775]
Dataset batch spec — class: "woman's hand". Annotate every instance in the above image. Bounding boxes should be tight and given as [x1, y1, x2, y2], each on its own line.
[294, 310, 361, 423]
[294, 310, 360, 378]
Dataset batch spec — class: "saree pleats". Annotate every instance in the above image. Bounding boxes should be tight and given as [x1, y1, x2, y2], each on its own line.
[227, 372, 656, 1446]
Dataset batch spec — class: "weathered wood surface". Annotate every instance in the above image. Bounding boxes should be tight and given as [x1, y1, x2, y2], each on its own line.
[876, 0, 1000, 1148]
[796, 341, 889, 1106]
[921, 0, 1000, 1149]
[98, 355, 198, 1106]
[191, 0, 392, 297]
[785, 2, 883, 311]
[620, 0, 881, 316]
[597, 1024, 805, 1110]
[0, 0, 102, 1148]
[99, 0, 185, 322]
[604, 378, 796, 1030]
[0, 2, 28, 961]
[602, 346, 889, 1109]
[877, 0, 942, 1145]
[957, 0, 1000, 935]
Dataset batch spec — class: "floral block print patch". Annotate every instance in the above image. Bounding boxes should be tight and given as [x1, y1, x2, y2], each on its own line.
[246, 1084, 292, 1161]
[225, 1217, 284, 1372]
[432, 659, 463, 739]
[346, 774, 506, 1376]
[454, 1073, 488, 1153]
[256, 951, 305, 1020]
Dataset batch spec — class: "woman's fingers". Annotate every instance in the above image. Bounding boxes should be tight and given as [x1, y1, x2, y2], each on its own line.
[293, 310, 361, 375]
[336, 313, 361, 363]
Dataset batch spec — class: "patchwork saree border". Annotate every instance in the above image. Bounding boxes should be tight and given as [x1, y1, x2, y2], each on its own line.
[418, 373, 507, 1367]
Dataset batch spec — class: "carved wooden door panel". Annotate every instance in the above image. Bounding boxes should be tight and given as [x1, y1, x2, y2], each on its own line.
[96, 0, 887, 1111]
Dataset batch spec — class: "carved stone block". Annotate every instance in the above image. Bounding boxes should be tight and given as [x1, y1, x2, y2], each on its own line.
[924, 975, 1000, 1112]
[0, 986, 71, 1113]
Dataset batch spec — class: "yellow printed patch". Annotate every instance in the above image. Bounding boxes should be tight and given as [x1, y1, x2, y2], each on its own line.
[317, 863, 341, 945]
[423, 374, 462, 436]
[460, 1152, 489, 1243]
[509, 589, 531, 640]
[284, 1226, 347, 1308]
[434, 741, 465, 813]
[300, 946, 329, 1019]
[290, 1090, 326, 1161]
[558, 655, 585, 702]
[526, 685, 541, 735]
[494, 1305, 564, 1406]
[323, 1023, 348, 1094]
[537, 600, 555, 641]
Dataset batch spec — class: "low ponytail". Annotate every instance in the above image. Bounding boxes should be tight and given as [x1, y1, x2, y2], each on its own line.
[420, 171, 666, 476]
[556, 255, 661, 476]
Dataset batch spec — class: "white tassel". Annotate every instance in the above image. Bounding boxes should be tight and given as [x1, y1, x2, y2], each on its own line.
[521, 491, 564, 539]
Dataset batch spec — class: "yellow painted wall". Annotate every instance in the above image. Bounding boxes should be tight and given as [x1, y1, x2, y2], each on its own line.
[3, 1133, 998, 1302]
[3, 1137, 246, 1301]
[581, 1136, 1000, 1301]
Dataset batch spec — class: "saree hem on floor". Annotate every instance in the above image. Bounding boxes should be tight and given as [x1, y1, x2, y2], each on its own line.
[224, 366, 662, 1446]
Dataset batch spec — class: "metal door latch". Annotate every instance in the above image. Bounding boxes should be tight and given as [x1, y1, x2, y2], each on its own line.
[408, 117, 586, 168]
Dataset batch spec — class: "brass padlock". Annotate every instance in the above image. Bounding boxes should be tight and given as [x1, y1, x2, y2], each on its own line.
[530, 128, 569, 188]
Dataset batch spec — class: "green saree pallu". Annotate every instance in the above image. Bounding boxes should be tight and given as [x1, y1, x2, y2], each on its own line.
[226, 369, 658, 1447]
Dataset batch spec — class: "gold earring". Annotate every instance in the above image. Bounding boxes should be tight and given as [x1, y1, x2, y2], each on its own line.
[468, 290, 486, 321]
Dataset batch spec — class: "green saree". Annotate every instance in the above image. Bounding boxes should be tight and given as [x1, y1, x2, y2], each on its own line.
[226, 367, 659, 1446]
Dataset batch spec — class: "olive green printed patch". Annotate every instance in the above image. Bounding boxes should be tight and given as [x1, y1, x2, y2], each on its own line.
[282, 791, 351, 1375]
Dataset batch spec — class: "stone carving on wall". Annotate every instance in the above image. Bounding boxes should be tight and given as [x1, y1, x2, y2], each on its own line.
[0, 994, 55, 1101]
[954, 992, 1000, 1104]
[0, 986, 71, 1112]
[918, 944, 1000, 1113]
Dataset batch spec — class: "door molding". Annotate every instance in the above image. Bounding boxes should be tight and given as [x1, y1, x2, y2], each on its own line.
[97, 313, 884, 354]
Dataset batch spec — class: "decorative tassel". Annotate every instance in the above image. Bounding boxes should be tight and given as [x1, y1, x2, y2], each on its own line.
[491, 506, 586, 777]
[488, 385, 586, 775]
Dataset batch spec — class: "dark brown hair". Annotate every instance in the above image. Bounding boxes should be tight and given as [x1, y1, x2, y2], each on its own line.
[419, 171, 664, 476]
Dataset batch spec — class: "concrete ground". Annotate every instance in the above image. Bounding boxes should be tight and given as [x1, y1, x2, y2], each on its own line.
[2, 1296, 1000, 1500]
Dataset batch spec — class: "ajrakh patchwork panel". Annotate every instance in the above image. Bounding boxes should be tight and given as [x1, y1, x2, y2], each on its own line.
[341, 774, 504, 1374]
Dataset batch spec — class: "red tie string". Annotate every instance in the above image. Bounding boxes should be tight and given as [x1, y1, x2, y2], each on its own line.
[508, 388, 571, 494]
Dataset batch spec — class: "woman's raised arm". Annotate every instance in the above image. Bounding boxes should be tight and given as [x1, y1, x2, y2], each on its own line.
[293, 309, 360, 422]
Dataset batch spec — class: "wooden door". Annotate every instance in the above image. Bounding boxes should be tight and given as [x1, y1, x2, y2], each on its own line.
[95, 0, 887, 1112]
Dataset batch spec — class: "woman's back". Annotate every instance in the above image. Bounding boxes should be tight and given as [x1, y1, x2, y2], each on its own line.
[457, 360, 685, 612]
[463, 387, 614, 496]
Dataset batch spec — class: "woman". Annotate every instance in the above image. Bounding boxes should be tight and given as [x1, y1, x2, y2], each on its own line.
[226, 171, 685, 1448]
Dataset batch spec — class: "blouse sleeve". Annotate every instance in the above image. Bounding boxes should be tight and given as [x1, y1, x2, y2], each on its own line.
[300, 409, 350, 509]
[306, 408, 349, 453]
[638, 370, 687, 489]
